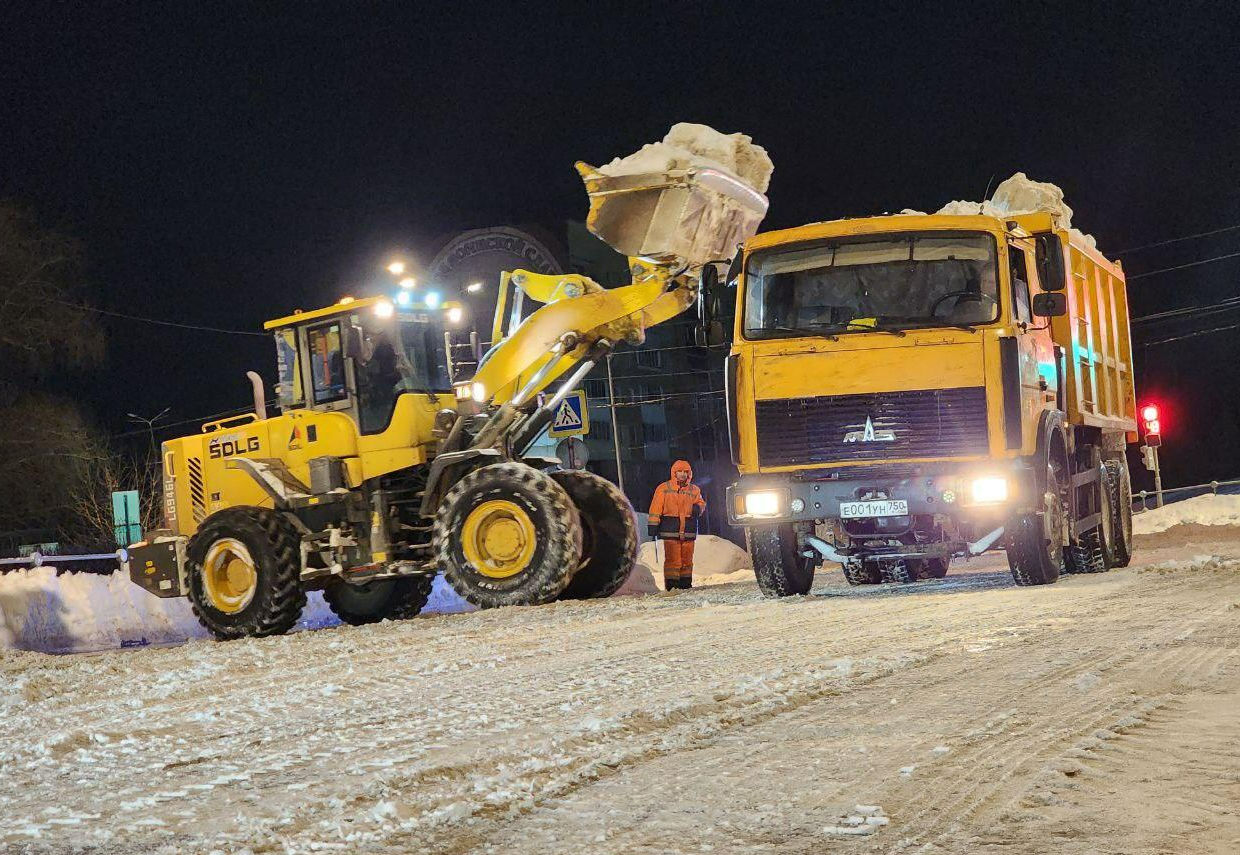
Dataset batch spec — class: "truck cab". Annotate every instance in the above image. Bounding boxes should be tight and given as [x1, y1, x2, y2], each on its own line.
[724, 211, 1138, 593]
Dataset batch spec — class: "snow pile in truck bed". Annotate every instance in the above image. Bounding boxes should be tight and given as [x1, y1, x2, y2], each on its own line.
[0, 568, 472, 654]
[1134, 494, 1240, 534]
[908, 172, 1097, 247]
[597, 122, 773, 193]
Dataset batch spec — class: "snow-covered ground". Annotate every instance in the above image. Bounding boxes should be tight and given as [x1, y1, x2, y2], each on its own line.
[1133, 492, 1239, 533]
[0, 519, 1237, 854]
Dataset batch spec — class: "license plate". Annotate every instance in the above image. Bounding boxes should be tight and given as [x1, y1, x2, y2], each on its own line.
[839, 499, 909, 519]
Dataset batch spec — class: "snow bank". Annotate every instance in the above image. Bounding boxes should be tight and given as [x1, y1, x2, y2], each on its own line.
[598, 122, 773, 194]
[635, 534, 752, 589]
[0, 568, 473, 654]
[920, 172, 1096, 247]
[1135, 494, 1240, 534]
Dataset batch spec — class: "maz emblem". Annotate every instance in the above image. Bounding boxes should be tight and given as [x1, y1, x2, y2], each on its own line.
[843, 416, 896, 443]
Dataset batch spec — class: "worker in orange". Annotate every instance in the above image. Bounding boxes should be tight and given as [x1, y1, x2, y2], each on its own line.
[647, 460, 707, 590]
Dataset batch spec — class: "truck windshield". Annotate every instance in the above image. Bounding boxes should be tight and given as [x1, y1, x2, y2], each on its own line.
[743, 231, 999, 339]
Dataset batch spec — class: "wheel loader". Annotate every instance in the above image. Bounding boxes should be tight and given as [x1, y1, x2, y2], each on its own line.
[124, 138, 769, 639]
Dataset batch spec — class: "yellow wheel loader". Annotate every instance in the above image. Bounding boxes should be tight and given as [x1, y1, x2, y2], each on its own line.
[125, 144, 769, 640]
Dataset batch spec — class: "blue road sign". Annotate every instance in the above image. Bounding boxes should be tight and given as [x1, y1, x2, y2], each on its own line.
[550, 390, 589, 438]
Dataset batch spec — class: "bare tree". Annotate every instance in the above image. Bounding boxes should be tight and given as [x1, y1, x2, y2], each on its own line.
[63, 441, 163, 546]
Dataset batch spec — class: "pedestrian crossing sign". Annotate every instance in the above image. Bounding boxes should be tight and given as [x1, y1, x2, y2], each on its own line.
[550, 390, 589, 438]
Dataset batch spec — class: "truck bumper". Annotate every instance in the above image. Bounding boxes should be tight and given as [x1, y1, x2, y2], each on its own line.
[725, 465, 1035, 530]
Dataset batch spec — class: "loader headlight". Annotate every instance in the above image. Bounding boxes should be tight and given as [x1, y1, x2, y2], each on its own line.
[969, 476, 1009, 504]
[471, 382, 487, 403]
[743, 490, 782, 517]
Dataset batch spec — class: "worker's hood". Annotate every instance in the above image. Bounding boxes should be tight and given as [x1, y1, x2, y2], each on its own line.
[671, 460, 693, 481]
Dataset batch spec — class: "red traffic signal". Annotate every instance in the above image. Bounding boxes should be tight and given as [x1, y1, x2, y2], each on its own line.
[1140, 403, 1162, 447]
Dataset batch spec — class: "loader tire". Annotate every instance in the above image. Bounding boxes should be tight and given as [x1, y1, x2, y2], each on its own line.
[1104, 457, 1133, 568]
[187, 507, 306, 641]
[748, 525, 815, 597]
[1007, 443, 1066, 587]
[434, 462, 582, 608]
[552, 470, 638, 600]
[323, 575, 434, 625]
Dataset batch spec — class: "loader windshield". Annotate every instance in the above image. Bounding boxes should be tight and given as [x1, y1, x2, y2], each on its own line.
[743, 231, 999, 339]
[356, 310, 453, 433]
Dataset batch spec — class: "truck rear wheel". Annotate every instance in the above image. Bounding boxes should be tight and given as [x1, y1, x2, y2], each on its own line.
[843, 559, 882, 585]
[1104, 457, 1133, 567]
[434, 462, 582, 608]
[909, 556, 950, 580]
[323, 575, 434, 625]
[748, 525, 816, 597]
[1007, 445, 1066, 587]
[187, 507, 306, 640]
[552, 470, 638, 600]
[1064, 464, 1114, 574]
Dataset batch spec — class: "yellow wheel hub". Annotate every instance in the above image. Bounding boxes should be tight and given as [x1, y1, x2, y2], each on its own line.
[462, 500, 537, 579]
[202, 538, 258, 614]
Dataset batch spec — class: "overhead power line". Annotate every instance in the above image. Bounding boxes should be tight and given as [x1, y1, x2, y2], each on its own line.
[1138, 323, 1239, 347]
[48, 297, 268, 337]
[1133, 297, 1239, 324]
[1109, 225, 1239, 256]
[1127, 253, 1240, 281]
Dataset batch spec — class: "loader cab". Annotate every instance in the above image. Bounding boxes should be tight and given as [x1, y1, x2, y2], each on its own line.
[266, 296, 458, 434]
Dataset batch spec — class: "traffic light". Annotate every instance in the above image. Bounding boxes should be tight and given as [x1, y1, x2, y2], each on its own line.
[1140, 403, 1162, 447]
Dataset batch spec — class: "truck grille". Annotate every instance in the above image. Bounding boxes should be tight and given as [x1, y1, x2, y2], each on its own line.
[755, 387, 989, 467]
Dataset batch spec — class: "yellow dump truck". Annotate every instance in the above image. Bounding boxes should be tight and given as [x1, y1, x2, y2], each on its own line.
[721, 208, 1137, 594]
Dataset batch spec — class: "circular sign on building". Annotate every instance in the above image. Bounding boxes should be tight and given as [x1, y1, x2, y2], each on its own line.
[555, 437, 590, 470]
[428, 226, 562, 289]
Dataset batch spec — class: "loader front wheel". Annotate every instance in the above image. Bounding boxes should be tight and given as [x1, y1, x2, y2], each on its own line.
[434, 462, 582, 608]
[552, 470, 638, 600]
[323, 575, 434, 625]
[187, 507, 306, 641]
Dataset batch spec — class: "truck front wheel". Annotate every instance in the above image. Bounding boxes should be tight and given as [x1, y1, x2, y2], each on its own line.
[748, 525, 816, 597]
[1007, 444, 1067, 587]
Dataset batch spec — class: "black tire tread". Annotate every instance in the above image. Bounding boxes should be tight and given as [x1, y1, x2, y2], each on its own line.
[747, 526, 815, 597]
[1105, 457, 1134, 568]
[552, 470, 638, 600]
[187, 506, 306, 641]
[323, 575, 434, 625]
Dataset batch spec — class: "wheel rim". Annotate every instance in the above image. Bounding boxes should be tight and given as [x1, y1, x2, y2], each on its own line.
[1043, 462, 1066, 567]
[462, 499, 537, 579]
[202, 538, 258, 614]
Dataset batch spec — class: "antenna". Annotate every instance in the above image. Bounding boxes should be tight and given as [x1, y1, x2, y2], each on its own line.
[978, 174, 996, 214]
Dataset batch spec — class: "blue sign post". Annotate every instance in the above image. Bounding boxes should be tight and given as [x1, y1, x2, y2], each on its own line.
[112, 490, 142, 546]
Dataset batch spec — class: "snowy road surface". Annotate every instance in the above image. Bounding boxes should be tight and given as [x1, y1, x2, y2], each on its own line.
[1, 525, 1238, 854]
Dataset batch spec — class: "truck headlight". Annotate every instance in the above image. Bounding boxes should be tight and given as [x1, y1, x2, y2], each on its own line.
[744, 490, 781, 517]
[969, 476, 1009, 504]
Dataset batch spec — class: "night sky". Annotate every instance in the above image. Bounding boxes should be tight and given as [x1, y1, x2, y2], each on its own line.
[2, 3, 1240, 487]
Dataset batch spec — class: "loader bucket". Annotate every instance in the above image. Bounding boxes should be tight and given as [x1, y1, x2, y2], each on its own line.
[577, 162, 769, 265]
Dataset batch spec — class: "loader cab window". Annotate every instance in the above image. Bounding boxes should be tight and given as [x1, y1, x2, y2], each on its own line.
[1009, 245, 1033, 322]
[743, 231, 1000, 340]
[307, 323, 347, 405]
[274, 328, 304, 409]
[353, 310, 453, 434]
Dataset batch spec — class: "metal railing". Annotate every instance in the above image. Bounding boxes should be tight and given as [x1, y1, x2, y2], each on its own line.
[1131, 479, 1239, 514]
[0, 549, 128, 570]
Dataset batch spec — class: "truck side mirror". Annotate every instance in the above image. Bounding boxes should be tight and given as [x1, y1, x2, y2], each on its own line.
[1037, 233, 1066, 292]
[1032, 291, 1067, 317]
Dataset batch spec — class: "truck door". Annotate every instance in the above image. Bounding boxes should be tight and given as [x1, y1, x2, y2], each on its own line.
[1008, 242, 1059, 450]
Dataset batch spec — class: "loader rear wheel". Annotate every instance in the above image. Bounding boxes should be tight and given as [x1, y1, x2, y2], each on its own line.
[748, 525, 816, 597]
[1007, 443, 1067, 587]
[187, 507, 306, 641]
[552, 470, 638, 600]
[323, 575, 434, 625]
[434, 462, 582, 608]
[1105, 457, 1133, 567]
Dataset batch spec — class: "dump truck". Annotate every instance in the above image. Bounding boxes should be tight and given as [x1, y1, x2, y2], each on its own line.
[125, 128, 770, 639]
[720, 182, 1137, 594]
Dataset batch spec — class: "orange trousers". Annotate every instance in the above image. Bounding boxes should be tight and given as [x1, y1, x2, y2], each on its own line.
[662, 539, 695, 588]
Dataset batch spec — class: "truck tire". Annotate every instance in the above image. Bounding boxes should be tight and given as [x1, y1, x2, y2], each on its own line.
[843, 560, 882, 585]
[1006, 444, 1066, 587]
[552, 470, 638, 600]
[434, 462, 582, 608]
[323, 575, 434, 625]
[911, 556, 950, 579]
[1104, 457, 1133, 567]
[1064, 464, 1113, 574]
[187, 507, 306, 641]
[748, 525, 816, 597]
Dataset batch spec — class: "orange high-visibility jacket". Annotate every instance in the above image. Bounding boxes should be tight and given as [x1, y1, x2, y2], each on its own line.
[647, 460, 707, 541]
